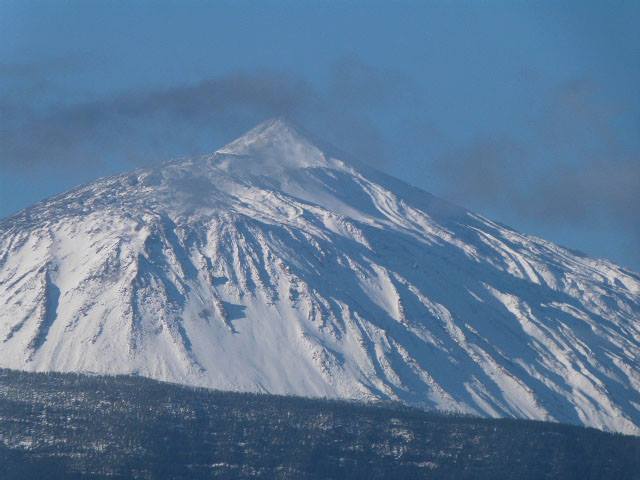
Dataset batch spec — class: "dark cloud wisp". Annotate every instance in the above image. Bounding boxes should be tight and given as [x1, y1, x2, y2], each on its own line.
[0, 59, 409, 171]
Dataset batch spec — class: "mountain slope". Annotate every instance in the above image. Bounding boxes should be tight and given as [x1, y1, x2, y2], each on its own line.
[0, 119, 639, 433]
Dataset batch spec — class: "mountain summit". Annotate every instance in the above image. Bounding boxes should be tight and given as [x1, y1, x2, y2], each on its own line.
[1, 119, 639, 434]
[216, 117, 331, 169]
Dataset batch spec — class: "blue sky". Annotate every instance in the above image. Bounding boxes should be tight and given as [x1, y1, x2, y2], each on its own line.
[1, 0, 639, 269]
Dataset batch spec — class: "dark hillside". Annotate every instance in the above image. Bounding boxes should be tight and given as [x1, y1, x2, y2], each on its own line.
[0, 369, 638, 479]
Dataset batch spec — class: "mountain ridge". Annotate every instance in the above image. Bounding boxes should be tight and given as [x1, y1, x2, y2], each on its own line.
[1, 119, 638, 434]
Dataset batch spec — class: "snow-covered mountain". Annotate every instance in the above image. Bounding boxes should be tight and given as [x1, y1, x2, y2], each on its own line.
[1, 119, 639, 434]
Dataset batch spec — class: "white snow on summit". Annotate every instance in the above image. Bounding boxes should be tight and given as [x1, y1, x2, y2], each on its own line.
[1, 118, 639, 434]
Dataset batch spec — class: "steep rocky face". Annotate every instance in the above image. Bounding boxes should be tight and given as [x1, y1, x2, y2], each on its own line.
[1, 119, 639, 433]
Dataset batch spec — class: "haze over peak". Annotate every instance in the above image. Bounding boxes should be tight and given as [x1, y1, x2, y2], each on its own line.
[214, 117, 335, 175]
[218, 117, 309, 152]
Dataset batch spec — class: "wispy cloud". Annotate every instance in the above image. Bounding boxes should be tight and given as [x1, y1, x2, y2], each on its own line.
[0, 57, 409, 172]
[433, 79, 639, 262]
[0, 56, 86, 78]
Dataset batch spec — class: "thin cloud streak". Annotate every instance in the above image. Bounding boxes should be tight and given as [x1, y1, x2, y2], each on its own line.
[432, 80, 639, 265]
[0, 58, 407, 171]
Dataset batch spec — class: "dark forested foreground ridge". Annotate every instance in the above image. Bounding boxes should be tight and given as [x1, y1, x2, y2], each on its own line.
[0, 369, 638, 480]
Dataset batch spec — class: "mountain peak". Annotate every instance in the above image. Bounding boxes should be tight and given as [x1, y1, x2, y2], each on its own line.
[217, 117, 316, 156]
[214, 118, 332, 175]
